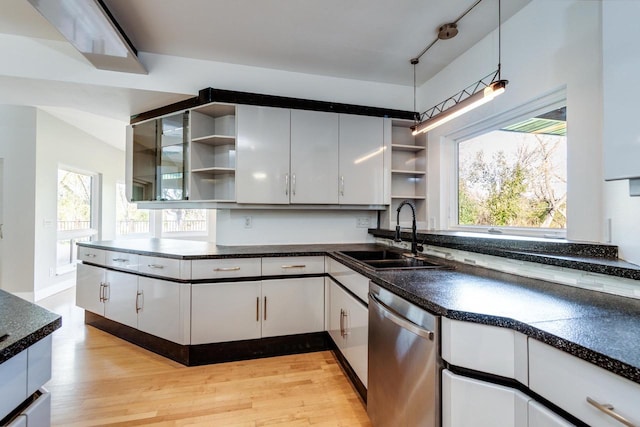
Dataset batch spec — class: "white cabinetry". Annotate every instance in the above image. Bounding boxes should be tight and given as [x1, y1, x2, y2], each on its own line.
[381, 119, 427, 228]
[137, 277, 191, 345]
[338, 114, 385, 205]
[262, 277, 324, 337]
[191, 277, 324, 344]
[191, 281, 262, 344]
[326, 277, 368, 387]
[603, 0, 640, 180]
[528, 401, 575, 427]
[189, 103, 237, 201]
[76, 264, 139, 329]
[290, 110, 339, 204]
[529, 338, 640, 427]
[442, 369, 529, 427]
[236, 105, 291, 204]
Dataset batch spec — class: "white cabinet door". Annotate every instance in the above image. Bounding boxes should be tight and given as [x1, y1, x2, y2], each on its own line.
[603, 1, 640, 180]
[191, 281, 262, 344]
[338, 114, 384, 205]
[261, 277, 324, 338]
[326, 278, 368, 387]
[442, 369, 529, 427]
[529, 401, 575, 427]
[236, 105, 291, 204]
[76, 263, 105, 315]
[290, 110, 339, 204]
[104, 270, 138, 329]
[137, 277, 190, 344]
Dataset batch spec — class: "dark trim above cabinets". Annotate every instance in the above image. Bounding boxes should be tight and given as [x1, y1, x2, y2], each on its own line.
[130, 87, 417, 124]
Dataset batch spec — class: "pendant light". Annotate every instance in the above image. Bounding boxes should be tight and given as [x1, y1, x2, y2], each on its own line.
[410, 0, 507, 135]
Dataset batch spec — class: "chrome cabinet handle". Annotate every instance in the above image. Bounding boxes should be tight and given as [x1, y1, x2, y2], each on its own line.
[112, 258, 129, 262]
[587, 397, 637, 427]
[99, 282, 105, 302]
[0, 223, 3, 239]
[136, 290, 144, 313]
[281, 265, 306, 269]
[86, 253, 97, 258]
[342, 310, 350, 337]
[147, 264, 164, 269]
[340, 176, 345, 196]
[214, 267, 241, 272]
[104, 282, 110, 301]
[256, 297, 260, 322]
[285, 173, 289, 196]
[339, 309, 345, 337]
[264, 296, 268, 321]
[292, 173, 296, 196]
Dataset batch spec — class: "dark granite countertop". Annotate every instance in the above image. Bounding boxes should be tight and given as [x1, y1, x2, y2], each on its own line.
[79, 238, 640, 385]
[0, 289, 61, 364]
[328, 251, 640, 385]
[370, 229, 640, 280]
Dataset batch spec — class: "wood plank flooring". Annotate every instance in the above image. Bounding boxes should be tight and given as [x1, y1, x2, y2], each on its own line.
[38, 288, 371, 426]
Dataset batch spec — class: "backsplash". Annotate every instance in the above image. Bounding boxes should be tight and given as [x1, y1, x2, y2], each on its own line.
[376, 238, 640, 300]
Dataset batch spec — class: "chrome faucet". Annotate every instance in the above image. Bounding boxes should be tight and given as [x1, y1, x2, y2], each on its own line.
[395, 200, 418, 255]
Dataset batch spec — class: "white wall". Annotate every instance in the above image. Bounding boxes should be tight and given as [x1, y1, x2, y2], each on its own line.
[0, 106, 37, 298]
[34, 110, 124, 300]
[422, 0, 603, 243]
[216, 209, 377, 246]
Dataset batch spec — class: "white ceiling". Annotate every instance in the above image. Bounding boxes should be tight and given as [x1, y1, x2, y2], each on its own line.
[0, 0, 531, 149]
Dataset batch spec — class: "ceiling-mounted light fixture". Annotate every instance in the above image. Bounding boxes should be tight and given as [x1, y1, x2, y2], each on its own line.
[410, 0, 507, 135]
[27, 0, 147, 74]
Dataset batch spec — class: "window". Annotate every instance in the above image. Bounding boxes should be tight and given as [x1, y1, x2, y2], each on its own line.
[57, 168, 100, 272]
[162, 209, 207, 235]
[116, 183, 150, 236]
[456, 106, 567, 233]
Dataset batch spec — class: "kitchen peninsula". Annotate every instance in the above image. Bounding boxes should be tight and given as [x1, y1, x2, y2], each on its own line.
[77, 236, 640, 427]
[0, 290, 61, 426]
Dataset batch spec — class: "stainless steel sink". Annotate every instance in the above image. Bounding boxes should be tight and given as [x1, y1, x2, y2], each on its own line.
[339, 250, 451, 271]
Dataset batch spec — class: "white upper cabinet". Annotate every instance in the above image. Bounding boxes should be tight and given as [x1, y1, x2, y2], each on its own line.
[603, 0, 640, 180]
[236, 105, 291, 204]
[290, 110, 339, 204]
[338, 114, 385, 205]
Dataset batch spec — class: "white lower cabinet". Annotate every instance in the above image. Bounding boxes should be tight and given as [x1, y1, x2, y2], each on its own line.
[137, 277, 191, 345]
[528, 400, 575, 427]
[262, 277, 324, 338]
[191, 278, 324, 344]
[191, 281, 262, 344]
[76, 264, 139, 329]
[442, 369, 529, 427]
[326, 277, 368, 387]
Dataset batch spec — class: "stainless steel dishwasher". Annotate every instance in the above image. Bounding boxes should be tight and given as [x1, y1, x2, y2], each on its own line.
[368, 282, 440, 427]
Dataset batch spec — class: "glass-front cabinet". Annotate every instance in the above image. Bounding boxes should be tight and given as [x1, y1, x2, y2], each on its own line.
[130, 112, 189, 202]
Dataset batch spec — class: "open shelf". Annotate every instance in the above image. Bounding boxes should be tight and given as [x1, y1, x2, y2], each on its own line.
[191, 135, 236, 145]
[191, 167, 236, 174]
[392, 169, 427, 175]
[392, 144, 426, 152]
[391, 195, 426, 200]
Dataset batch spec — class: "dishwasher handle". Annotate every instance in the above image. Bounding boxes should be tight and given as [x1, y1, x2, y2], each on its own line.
[369, 292, 435, 341]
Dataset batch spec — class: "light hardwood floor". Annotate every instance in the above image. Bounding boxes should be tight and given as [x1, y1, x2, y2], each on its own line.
[38, 288, 371, 426]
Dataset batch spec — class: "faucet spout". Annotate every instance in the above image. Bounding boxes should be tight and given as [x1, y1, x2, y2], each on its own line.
[396, 200, 418, 255]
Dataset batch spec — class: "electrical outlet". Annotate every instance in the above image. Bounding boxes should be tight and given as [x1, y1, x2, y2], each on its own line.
[244, 216, 252, 229]
[356, 217, 371, 228]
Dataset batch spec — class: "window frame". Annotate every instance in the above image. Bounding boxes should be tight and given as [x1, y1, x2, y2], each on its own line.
[448, 91, 567, 238]
[115, 182, 152, 238]
[56, 166, 102, 274]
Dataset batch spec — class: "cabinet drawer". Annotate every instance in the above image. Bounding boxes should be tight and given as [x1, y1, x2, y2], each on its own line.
[262, 256, 324, 276]
[441, 318, 528, 384]
[105, 251, 139, 272]
[529, 339, 640, 427]
[192, 258, 261, 280]
[326, 257, 368, 303]
[27, 335, 52, 396]
[138, 255, 190, 280]
[77, 246, 106, 265]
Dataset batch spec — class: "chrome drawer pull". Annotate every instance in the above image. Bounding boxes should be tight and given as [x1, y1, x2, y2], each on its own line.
[281, 265, 306, 269]
[86, 253, 97, 258]
[587, 397, 637, 427]
[147, 264, 164, 269]
[112, 258, 128, 262]
[214, 267, 241, 272]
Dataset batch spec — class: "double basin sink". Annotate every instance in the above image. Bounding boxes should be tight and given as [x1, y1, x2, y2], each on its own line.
[339, 249, 451, 271]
